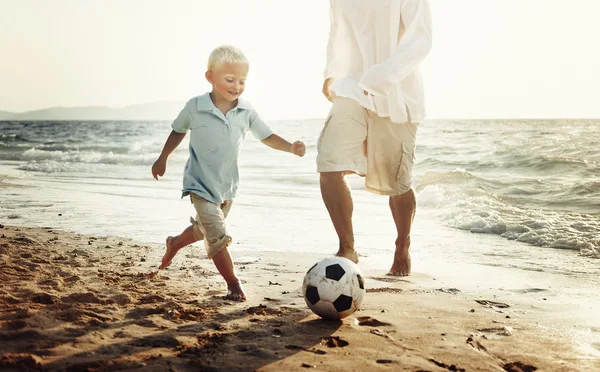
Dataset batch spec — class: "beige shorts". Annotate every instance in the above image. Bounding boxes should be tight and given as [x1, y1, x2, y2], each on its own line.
[316, 97, 418, 196]
[189, 193, 233, 259]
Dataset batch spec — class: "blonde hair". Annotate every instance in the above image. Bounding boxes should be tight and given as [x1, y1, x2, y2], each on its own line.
[207, 45, 248, 70]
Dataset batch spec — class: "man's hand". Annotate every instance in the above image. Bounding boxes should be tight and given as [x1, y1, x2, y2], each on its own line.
[322, 78, 335, 102]
[291, 141, 306, 157]
[151, 157, 167, 180]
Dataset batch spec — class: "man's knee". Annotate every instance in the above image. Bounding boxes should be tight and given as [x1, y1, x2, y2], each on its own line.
[319, 171, 345, 185]
[390, 188, 416, 208]
[392, 187, 414, 198]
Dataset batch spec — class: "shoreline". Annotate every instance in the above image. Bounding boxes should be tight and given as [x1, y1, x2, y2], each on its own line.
[1, 224, 598, 371]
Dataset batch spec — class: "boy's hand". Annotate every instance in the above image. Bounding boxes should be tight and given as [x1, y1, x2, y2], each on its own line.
[151, 157, 167, 180]
[291, 141, 306, 157]
[322, 78, 335, 102]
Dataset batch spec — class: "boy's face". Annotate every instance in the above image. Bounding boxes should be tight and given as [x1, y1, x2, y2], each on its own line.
[205, 62, 249, 102]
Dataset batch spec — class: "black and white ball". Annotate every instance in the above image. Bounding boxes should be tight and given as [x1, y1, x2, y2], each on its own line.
[302, 256, 365, 320]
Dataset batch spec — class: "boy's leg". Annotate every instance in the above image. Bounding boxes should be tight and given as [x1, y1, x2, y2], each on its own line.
[212, 247, 246, 301]
[192, 195, 246, 301]
[316, 98, 369, 264]
[159, 223, 200, 270]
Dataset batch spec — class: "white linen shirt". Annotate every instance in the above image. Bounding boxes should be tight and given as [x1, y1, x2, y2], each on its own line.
[324, 0, 433, 124]
[172, 93, 273, 205]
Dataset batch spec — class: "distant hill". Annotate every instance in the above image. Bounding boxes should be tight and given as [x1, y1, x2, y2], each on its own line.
[0, 110, 14, 120]
[0, 101, 185, 121]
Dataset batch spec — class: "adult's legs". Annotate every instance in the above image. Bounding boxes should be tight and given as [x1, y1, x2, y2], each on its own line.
[317, 98, 369, 264]
[388, 188, 416, 276]
[320, 171, 359, 263]
[365, 112, 419, 276]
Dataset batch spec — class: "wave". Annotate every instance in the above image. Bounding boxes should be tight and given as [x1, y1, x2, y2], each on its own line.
[18, 148, 158, 167]
[416, 183, 600, 258]
[0, 133, 34, 143]
[416, 152, 597, 179]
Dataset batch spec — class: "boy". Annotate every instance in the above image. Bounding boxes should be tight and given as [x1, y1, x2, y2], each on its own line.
[151, 45, 306, 301]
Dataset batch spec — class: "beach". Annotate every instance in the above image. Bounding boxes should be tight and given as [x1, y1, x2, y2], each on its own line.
[1, 224, 598, 371]
[1, 118, 599, 370]
[2, 0, 600, 368]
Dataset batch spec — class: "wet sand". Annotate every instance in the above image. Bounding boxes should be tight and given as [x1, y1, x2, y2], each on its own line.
[1, 224, 598, 371]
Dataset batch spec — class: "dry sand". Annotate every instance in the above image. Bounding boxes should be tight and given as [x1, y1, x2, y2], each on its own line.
[1, 224, 598, 371]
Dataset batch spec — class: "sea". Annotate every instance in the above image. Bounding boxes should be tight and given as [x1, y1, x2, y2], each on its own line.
[1, 119, 599, 312]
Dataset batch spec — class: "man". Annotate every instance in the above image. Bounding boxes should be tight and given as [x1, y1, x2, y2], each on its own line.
[318, 0, 433, 276]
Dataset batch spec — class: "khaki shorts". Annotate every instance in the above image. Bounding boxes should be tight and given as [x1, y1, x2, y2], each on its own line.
[316, 97, 418, 196]
[189, 193, 233, 259]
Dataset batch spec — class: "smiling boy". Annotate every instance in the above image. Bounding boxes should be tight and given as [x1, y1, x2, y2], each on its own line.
[151, 45, 305, 301]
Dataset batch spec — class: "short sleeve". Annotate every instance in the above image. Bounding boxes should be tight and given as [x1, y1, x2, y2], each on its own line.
[171, 101, 193, 133]
[248, 110, 273, 140]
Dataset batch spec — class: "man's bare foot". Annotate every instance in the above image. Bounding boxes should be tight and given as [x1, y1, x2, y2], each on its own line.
[224, 282, 247, 302]
[159, 236, 180, 270]
[335, 249, 359, 264]
[387, 248, 411, 276]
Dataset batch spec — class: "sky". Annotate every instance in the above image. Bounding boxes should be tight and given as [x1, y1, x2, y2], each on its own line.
[1, 0, 599, 120]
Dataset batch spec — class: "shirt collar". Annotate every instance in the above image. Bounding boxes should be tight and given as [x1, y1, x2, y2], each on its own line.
[235, 98, 252, 110]
[196, 93, 215, 111]
[196, 93, 252, 111]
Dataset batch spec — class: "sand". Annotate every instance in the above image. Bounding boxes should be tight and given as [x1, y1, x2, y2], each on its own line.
[1, 224, 598, 371]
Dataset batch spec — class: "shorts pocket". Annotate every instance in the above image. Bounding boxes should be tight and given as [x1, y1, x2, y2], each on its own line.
[395, 143, 415, 186]
[316, 113, 333, 153]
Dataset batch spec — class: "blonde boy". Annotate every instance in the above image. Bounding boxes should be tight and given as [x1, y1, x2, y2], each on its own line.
[152, 45, 305, 301]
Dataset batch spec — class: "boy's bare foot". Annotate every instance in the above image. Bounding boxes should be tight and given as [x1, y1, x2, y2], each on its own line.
[224, 282, 247, 302]
[159, 236, 180, 270]
[335, 249, 359, 264]
[387, 248, 411, 276]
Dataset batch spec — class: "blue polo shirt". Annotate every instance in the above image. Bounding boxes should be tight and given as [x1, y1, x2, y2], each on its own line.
[172, 93, 273, 204]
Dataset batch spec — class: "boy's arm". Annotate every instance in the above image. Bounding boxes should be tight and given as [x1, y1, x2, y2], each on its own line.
[261, 134, 306, 157]
[159, 130, 187, 159]
[249, 110, 305, 157]
[153, 101, 193, 180]
[152, 130, 186, 180]
[359, 0, 433, 96]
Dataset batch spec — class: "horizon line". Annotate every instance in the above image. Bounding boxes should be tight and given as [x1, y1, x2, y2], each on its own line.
[2, 117, 599, 122]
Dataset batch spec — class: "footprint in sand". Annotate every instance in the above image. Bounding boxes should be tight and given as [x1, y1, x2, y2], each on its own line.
[512, 288, 549, 294]
[30, 292, 57, 304]
[369, 276, 413, 284]
[366, 287, 404, 294]
[370, 329, 394, 340]
[321, 336, 349, 347]
[476, 326, 514, 338]
[357, 316, 392, 327]
[503, 361, 538, 372]
[62, 292, 105, 304]
[4, 320, 27, 330]
[246, 305, 287, 316]
[475, 300, 510, 310]
[429, 359, 466, 372]
[466, 335, 488, 352]
[129, 335, 180, 348]
[0, 354, 43, 370]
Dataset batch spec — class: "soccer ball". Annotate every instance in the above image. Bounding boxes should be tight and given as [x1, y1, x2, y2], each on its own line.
[302, 256, 365, 320]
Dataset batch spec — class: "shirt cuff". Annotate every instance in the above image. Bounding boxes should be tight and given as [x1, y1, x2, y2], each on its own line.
[358, 64, 393, 97]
